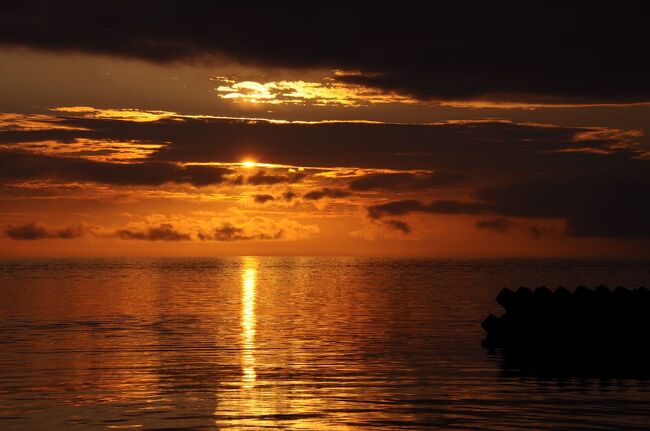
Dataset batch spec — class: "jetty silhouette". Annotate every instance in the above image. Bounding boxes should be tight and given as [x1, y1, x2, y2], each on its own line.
[483, 286, 650, 378]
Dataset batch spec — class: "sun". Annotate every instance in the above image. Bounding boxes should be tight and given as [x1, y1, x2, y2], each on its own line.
[242, 160, 257, 168]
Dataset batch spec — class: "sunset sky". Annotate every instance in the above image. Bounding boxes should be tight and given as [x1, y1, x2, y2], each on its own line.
[1, 1, 649, 257]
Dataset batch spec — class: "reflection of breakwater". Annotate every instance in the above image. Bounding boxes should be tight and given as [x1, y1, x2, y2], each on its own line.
[483, 285, 650, 377]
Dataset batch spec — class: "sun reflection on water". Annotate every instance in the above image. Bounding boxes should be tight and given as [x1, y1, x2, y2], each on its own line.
[241, 258, 257, 387]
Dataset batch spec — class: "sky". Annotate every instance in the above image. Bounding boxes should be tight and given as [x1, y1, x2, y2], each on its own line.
[0, 1, 649, 257]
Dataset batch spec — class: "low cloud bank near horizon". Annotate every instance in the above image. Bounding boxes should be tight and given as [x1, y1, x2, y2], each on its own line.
[4, 216, 319, 242]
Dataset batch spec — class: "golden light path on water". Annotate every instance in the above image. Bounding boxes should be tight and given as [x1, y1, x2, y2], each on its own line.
[214, 256, 260, 428]
[241, 258, 258, 387]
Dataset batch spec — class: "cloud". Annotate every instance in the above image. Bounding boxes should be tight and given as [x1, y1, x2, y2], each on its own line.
[4, 222, 85, 240]
[370, 172, 650, 239]
[246, 170, 305, 185]
[3, 215, 320, 243]
[0, 184, 55, 197]
[527, 225, 554, 240]
[114, 223, 191, 241]
[137, 118, 601, 170]
[2, 113, 642, 173]
[303, 188, 351, 200]
[475, 218, 515, 234]
[1, 138, 164, 163]
[349, 171, 463, 191]
[212, 77, 416, 107]
[200, 223, 254, 241]
[384, 219, 410, 234]
[198, 217, 318, 241]
[475, 218, 554, 239]
[2, 111, 649, 241]
[474, 175, 650, 238]
[282, 189, 298, 202]
[368, 199, 488, 219]
[252, 194, 274, 204]
[0, 151, 232, 186]
[367, 199, 421, 219]
[1, 2, 649, 104]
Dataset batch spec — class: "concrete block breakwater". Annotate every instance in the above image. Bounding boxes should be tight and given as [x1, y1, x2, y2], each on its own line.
[482, 286, 650, 377]
[483, 285, 650, 347]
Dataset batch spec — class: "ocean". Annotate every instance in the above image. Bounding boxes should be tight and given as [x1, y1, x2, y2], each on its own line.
[1, 257, 649, 430]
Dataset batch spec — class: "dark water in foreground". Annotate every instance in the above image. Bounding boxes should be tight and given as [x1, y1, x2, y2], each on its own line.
[1, 257, 650, 430]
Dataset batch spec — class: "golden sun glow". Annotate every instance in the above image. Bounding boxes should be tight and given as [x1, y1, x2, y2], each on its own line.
[242, 160, 257, 168]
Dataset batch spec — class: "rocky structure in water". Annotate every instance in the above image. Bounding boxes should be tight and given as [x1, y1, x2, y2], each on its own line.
[483, 286, 650, 377]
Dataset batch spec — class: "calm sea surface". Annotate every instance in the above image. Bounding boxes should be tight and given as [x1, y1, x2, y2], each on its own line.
[1, 257, 650, 430]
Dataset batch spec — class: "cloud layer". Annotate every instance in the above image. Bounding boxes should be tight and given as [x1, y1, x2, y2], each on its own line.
[5, 217, 319, 242]
[4, 222, 85, 240]
[0, 151, 232, 186]
[1, 2, 649, 104]
[1, 109, 649, 243]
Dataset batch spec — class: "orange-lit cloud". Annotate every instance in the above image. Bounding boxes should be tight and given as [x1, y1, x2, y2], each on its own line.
[212, 76, 650, 110]
[0, 113, 88, 131]
[51, 106, 180, 122]
[212, 76, 417, 107]
[0, 139, 164, 162]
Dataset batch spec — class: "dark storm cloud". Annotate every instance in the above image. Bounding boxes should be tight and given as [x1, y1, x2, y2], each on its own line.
[303, 188, 351, 200]
[252, 194, 274, 204]
[0, 151, 232, 186]
[1, 1, 649, 103]
[370, 172, 650, 238]
[349, 172, 463, 191]
[475, 175, 650, 238]
[115, 223, 191, 241]
[5, 222, 85, 240]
